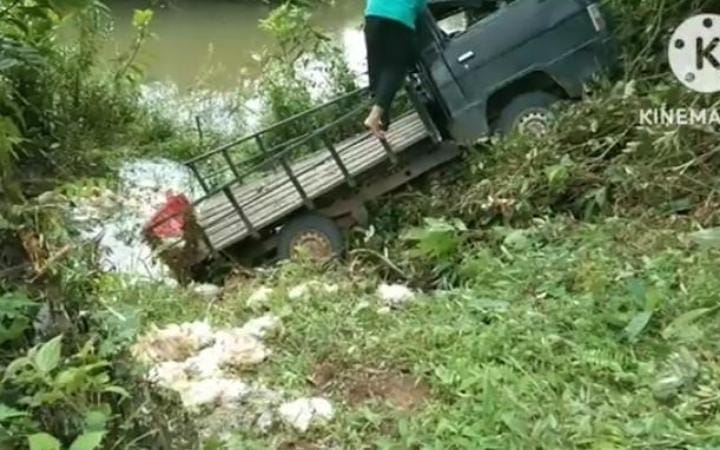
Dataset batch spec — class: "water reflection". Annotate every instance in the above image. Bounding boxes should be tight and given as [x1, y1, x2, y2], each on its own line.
[104, 0, 366, 136]
[106, 0, 364, 89]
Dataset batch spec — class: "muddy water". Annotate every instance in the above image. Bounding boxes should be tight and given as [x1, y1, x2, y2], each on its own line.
[106, 0, 365, 89]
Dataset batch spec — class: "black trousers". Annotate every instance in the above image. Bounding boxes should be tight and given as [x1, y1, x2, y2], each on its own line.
[364, 16, 417, 129]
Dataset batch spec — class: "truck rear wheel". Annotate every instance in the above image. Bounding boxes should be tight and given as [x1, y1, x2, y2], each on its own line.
[495, 91, 560, 136]
[278, 213, 344, 262]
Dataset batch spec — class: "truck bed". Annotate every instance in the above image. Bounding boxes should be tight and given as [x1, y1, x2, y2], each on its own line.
[196, 112, 428, 251]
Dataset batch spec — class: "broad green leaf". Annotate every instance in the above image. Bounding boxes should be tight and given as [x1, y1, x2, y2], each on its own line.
[35, 335, 63, 374]
[69, 431, 105, 450]
[84, 409, 109, 432]
[0, 403, 27, 421]
[0, 316, 32, 344]
[402, 217, 466, 260]
[103, 385, 130, 398]
[545, 164, 568, 186]
[624, 311, 653, 343]
[55, 367, 82, 388]
[3, 355, 31, 380]
[0, 292, 36, 316]
[662, 307, 718, 340]
[132, 9, 154, 29]
[28, 433, 61, 450]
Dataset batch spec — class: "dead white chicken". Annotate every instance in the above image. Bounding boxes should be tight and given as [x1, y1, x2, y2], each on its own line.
[247, 286, 273, 307]
[377, 283, 415, 307]
[191, 283, 223, 301]
[278, 397, 334, 432]
[177, 378, 250, 408]
[288, 281, 340, 300]
[147, 360, 189, 387]
[215, 329, 271, 367]
[240, 314, 280, 339]
[131, 321, 214, 364]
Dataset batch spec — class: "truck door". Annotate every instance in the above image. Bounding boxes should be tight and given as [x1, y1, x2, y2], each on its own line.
[415, 10, 488, 144]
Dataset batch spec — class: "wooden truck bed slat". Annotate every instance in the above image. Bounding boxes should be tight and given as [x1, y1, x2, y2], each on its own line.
[196, 112, 428, 250]
[202, 114, 424, 236]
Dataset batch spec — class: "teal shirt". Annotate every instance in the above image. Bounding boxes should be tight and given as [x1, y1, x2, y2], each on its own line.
[365, 0, 427, 30]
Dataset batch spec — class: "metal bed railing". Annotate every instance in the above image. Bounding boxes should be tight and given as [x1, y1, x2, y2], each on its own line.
[184, 87, 371, 193]
[148, 85, 419, 256]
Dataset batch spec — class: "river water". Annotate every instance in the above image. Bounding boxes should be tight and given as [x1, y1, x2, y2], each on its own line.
[106, 0, 365, 89]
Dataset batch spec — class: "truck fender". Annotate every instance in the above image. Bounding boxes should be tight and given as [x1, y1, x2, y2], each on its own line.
[485, 68, 570, 122]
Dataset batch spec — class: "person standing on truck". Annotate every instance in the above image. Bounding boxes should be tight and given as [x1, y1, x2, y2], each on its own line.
[363, 0, 426, 138]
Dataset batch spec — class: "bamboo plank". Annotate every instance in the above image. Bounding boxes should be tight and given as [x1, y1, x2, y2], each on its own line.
[199, 113, 420, 218]
[201, 118, 419, 236]
[196, 112, 427, 250]
[202, 116, 425, 245]
[203, 117, 427, 249]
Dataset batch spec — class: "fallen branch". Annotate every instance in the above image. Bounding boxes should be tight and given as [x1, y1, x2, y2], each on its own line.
[349, 248, 409, 280]
[0, 262, 30, 278]
[30, 244, 73, 282]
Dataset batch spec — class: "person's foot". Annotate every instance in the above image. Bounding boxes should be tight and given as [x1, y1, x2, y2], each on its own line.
[364, 106, 386, 140]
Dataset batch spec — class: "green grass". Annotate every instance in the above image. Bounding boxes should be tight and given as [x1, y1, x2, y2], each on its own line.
[114, 217, 720, 449]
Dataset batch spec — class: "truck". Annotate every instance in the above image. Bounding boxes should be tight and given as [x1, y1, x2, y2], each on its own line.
[145, 0, 618, 269]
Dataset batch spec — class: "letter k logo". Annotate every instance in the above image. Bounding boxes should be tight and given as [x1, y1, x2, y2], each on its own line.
[697, 37, 720, 70]
[670, 14, 720, 93]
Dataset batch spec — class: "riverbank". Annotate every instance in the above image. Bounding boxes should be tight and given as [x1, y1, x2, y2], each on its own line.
[4, 68, 720, 448]
[3, 0, 720, 449]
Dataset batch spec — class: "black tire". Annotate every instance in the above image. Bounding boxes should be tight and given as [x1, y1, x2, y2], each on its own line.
[277, 213, 344, 261]
[495, 91, 561, 136]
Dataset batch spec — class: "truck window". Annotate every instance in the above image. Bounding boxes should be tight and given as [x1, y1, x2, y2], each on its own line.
[437, 11, 469, 35]
[431, 1, 512, 37]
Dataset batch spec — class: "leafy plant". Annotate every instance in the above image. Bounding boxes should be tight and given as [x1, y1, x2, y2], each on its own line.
[1, 334, 122, 448]
[0, 291, 36, 345]
[257, 3, 358, 154]
[27, 429, 105, 450]
[0, 114, 24, 201]
[402, 217, 468, 261]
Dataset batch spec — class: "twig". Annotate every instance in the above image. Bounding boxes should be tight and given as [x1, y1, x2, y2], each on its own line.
[349, 248, 408, 280]
[672, 146, 720, 175]
[30, 244, 73, 282]
[113, 429, 158, 450]
[115, 20, 152, 81]
[626, 0, 666, 77]
[589, 125, 634, 162]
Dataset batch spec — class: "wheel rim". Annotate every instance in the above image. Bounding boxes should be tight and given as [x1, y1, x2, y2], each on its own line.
[515, 109, 553, 137]
[289, 230, 334, 262]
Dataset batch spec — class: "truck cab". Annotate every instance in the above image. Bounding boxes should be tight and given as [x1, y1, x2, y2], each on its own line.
[413, 0, 617, 143]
